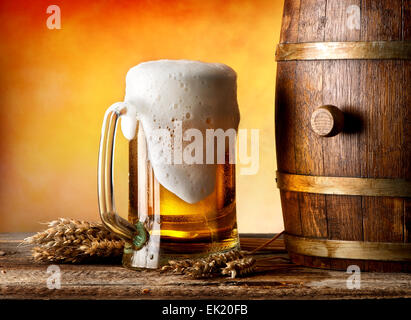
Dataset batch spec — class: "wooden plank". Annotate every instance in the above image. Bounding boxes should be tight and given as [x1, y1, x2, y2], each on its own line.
[404, 23, 411, 246]
[298, 193, 327, 238]
[275, 59, 302, 238]
[280, 0, 329, 270]
[360, 0, 402, 41]
[297, 0, 327, 42]
[404, 4, 411, 248]
[406, 200, 411, 243]
[405, 61, 411, 179]
[240, 236, 286, 252]
[1, 233, 410, 300]
[320, 19, 363, 270]
[359, 1, 407, 272]
[404, 0, 411, 40]
[360, 61, 405, 179]
[359, 60, 406, 260]
[363, 197, 404, 243]
[275, 62, 297, 174]
[362, 197, 405, 272]
[279, 0, 301, 43]
[293, 59, 329, 269]
[280, 191, 302, 236]
[293, 62, 324, 177]
[325, 196, 362, 240]
[288, 253, 409, 272]
[325, 0, 361, 41]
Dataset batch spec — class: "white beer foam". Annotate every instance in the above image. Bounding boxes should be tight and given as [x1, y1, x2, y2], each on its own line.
[121, 60, 240, 204]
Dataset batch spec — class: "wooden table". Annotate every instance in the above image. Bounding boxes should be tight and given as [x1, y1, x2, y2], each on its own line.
[0, 233, 410, 300]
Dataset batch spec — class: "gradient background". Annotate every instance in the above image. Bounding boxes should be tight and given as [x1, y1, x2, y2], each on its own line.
[0, 0, 284, 233]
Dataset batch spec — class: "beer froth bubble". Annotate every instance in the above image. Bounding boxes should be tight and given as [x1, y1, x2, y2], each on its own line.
[121, 60, 240, 204]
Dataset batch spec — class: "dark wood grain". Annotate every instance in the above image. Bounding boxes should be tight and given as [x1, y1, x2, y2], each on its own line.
[321, 59, 363, 257]
[360, 60, 405, 179]
[404, 4, 411, 248]
[1, 233, 410, 300]
[279, 191, 302, 237]
[360, 0, 402, 41]
[406, 200, 411, 243]
[363, 197, 404, 243]
[404, 0, 411, 40]
[293, 61, 324, 176]
[321, 0, 363, 270]
[275, 0, 410, 272]
[405, 61, 411, 179]
[359, 2, 406, 271]
[293, 59, 330, 269]
[279, 0, 301, 43]
[275, 60, 303, 238]
[275, 62, 297, 174]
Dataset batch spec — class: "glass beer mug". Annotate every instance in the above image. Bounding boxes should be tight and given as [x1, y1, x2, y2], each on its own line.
[98, 60, 240, 269]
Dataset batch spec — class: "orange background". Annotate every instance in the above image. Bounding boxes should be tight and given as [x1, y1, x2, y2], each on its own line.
[0, 0, 284, 233]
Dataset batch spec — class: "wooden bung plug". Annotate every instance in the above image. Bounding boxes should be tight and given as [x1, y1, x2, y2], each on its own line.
[310, 105, 344, 137]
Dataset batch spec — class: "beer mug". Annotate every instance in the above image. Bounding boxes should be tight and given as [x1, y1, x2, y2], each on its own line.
[98, 60, 240, 269]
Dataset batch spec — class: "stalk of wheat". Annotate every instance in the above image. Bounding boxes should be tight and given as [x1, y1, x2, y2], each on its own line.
[23, 217, 280, 278]
[221, 257, 256, 278]
[160, 250, 257, 278]
[23, 218, 124, 263]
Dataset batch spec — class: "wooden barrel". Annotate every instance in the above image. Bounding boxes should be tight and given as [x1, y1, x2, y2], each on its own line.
[275, 0, 411, 272]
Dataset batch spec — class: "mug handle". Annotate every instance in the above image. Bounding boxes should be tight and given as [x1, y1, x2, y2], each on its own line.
[97, 102, 148, 249]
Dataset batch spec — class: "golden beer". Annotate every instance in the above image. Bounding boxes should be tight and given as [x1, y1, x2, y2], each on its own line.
[122, 126, 239, 268]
